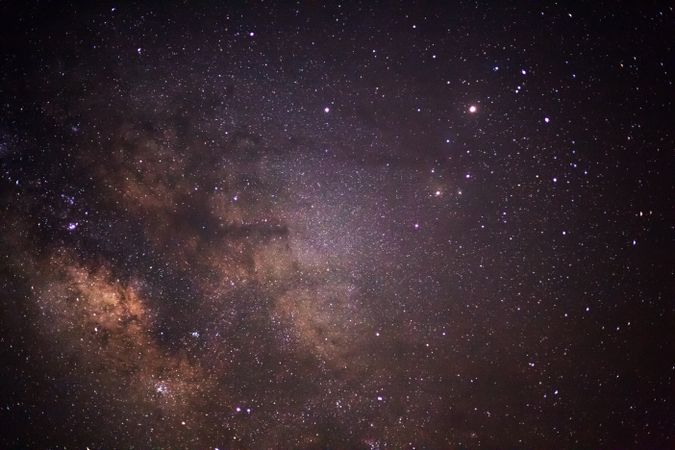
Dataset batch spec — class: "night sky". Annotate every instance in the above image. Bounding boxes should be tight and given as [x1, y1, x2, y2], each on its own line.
[0, 2, 673, 449]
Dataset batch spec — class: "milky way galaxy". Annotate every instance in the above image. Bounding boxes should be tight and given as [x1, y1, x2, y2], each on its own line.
[0, 2, 673, 449]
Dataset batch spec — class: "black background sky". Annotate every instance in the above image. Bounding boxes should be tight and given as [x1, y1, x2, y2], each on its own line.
[0, 1, 673, 449]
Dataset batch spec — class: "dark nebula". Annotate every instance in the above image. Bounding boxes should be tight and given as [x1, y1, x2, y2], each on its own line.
[0, 2, 673, 449]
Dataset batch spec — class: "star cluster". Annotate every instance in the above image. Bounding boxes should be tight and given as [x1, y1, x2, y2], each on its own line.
[0, 2, 673, 449]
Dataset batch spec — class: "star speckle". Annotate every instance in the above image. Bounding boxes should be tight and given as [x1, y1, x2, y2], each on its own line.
[155, 381, 169, 395]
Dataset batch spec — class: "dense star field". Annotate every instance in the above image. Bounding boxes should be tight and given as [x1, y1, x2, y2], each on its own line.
[0, 2, 673, 449]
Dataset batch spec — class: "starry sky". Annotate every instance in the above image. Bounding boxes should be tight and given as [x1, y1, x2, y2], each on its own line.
[0, 2, 673, 449]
